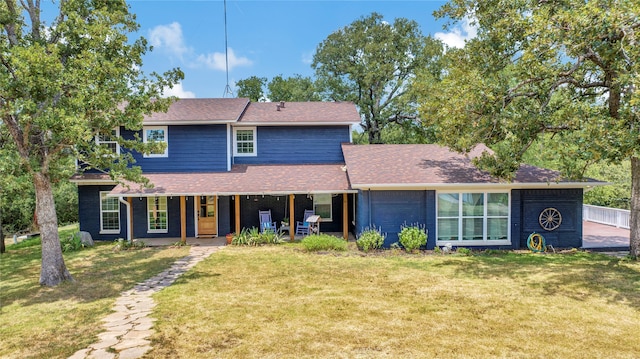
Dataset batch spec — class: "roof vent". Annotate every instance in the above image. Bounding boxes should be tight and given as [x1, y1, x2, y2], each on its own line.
[276, 104, 281, 111]
[280, 101, 285, 108]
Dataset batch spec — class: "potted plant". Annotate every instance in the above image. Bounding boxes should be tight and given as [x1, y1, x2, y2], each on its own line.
[225, 233, 234, 245]
[281, 217, 289, 226]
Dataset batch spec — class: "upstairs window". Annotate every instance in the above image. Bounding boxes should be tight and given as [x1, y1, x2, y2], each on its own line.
[96, 128, 120, 155]
[233, 127, 257, 156]
[143, 126, 168, 158]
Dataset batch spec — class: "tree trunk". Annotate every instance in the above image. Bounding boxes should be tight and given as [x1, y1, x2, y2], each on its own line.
[630, 156, 640, 259]
[34, 172, 73, 286]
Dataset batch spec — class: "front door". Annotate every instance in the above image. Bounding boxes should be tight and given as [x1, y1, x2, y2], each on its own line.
[197, 196, 217, 236]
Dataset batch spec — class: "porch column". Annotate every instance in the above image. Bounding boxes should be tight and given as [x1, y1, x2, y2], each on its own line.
[127, 197, 134, 240]
[343, 193, 349, 240]
[289, 194, 295, 242]
[180, 196, 186, 244]
[235, 194, 241, 234]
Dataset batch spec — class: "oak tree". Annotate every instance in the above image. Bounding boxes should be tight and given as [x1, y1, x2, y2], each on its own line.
[418, 0, 639, 257]
[0, 0, 182, 285]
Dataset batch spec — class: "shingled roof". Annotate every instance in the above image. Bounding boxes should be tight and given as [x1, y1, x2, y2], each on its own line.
[143, 98, 250, 125]
[104, 164, 354, 197]
[238, 101, 361, 125]
[342, 144, 604, 189]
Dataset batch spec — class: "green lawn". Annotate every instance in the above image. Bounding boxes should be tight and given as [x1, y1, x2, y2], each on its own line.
[147, 245, 640, 359]
[2, 235, 639, 359]
[0, 225, 190, 359]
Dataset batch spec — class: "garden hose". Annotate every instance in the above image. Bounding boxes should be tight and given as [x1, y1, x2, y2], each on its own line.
[527, 232, 546, 252]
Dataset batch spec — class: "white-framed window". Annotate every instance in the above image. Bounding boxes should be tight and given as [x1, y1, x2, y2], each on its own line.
[147, 197, 168, 233]
[100, 191, 120, 234]
[96, 128, 120, 155]
[313, 194, 333, 222]
[233, 127, 257, 156]
[436, 192, 510, 245]
[143, 126, 168, 158]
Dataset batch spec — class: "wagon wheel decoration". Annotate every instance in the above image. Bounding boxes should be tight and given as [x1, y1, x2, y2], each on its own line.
[539, 207, 562, 231]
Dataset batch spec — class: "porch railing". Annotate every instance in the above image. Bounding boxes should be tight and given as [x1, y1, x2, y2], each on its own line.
[583, 204, 630, 229]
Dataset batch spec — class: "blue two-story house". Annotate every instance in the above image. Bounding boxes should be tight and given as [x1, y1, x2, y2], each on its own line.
[72, 98, 604, 249]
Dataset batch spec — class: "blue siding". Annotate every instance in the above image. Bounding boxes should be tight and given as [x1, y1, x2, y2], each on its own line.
[131, 196, 183, 238]
[519, 189, 583, 248]
[510, 190, 522, 250]
[233, 126, 350, 165]
[362, 190, 429, 247]
[218, 196, 231, 236]
[78, 185, 127, 241]
[121, 125, 228, 173]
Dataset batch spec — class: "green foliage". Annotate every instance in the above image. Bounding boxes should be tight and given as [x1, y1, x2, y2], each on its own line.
[231, 227, 283, 246]
[398, 224, 427, 252]
[313, 12, 443, 143]
[112, 238, 146, 252]
[457, 247, 472, 256]
[356, 227, 385, 252]
[236, 76, 267, 101]
[7, 237, 41, 250]
[301, 234, 347, 252]
[267, 74, 321, 102]
[60, 234, 84, 253]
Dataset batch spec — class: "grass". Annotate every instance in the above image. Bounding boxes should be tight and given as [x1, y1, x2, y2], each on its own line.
[0, 224, 190, 359]
[147, 245, 640, 359]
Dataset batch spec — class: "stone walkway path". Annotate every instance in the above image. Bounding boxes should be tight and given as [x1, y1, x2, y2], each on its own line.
[69, 246, 220, 359]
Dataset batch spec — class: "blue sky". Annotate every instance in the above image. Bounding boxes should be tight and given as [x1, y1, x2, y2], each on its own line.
[129, 0, 476, 98]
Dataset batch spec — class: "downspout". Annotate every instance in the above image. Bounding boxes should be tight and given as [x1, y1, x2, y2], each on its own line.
[367, 189, 372, 228]
[118, 196, 132, 243]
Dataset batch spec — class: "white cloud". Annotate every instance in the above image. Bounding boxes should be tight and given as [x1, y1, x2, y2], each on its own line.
[196, 48, 252, 71]
[301, 51, 314, 65]
[162, 82, 196, 98]
[149, 22, 190, 59]
[434, 17, 478, 49]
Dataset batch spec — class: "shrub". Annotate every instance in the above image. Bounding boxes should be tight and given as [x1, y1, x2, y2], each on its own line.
[356, 227, 385, 252]
[60, 233, 84, 253]
[457, 247, 472, 256]
[398, 224, 427, 252]
[113, 238, 146, 251]
[231, 227, 283, 246]
[301, 234, 347, 252]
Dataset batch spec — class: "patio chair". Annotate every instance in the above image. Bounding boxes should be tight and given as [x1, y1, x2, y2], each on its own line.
[258, 210, 277, 233]
[295, 209, 315, 236]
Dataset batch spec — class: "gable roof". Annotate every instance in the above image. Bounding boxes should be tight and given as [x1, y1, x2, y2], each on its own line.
[342, 143, 605, 189]
[143, 98, 250, 125]
[238, 101, 361, 126]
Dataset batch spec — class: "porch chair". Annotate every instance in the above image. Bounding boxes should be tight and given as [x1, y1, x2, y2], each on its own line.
[295, 209, 315, 236]
[258, 210, 277, 233]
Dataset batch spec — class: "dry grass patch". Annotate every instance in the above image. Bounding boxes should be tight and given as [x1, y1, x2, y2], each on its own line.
[147, 246, 640, 359]
[0, 227, 189, 359]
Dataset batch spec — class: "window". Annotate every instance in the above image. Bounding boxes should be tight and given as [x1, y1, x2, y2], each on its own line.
[100, 191, 120, 234]
[313, 194, 333, 222]
[233, 127, 257, 156]
[148, 197, 168, 233]
[437, 192, 509, 244]
[143, 126, 168, 158]
[96, 128, 120, 155]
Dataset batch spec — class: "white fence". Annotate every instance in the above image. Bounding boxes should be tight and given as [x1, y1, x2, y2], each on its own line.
[583, 204, 630, 229]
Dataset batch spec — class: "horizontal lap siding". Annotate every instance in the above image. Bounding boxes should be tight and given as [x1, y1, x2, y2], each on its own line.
[122, 125, 228, 173]
[365, 190, 429, 247]
[520, 189, 583, 248]
[234, 126, 350, 165]
[78, 185, 127, 240]
[131, 196, 183, 238]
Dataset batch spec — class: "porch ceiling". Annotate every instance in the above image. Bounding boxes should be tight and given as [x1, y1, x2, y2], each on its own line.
[106, 164, 355, 197]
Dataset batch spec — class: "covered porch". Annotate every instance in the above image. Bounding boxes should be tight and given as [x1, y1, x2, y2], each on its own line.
[107, 163, 356, 243]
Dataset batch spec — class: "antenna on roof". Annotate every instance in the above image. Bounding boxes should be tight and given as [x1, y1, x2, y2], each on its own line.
[222, 0, 234, 98]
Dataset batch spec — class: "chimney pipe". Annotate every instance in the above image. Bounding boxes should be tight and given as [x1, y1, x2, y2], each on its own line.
[280, 101, 285, 108]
